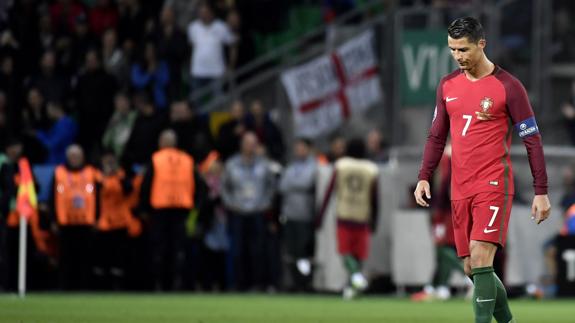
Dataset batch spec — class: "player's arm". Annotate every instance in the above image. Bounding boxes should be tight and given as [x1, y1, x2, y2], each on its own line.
[369, 178, 379, 232]
[415, 80, 450, 207]
[316, 170, 336, 229]
[505, 77, 551, 224]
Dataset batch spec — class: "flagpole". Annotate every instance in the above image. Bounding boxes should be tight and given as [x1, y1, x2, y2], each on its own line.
[18, 215, 27, 298]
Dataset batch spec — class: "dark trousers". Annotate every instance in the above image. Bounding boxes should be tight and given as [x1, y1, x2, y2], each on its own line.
[284, 220, 315, 290]
[200, 244, 227, 291]
[59, 226, 94, 290]
[149, 210, 188, 291]
[94, 229, 128, 290]
[229, 213, 265, 290]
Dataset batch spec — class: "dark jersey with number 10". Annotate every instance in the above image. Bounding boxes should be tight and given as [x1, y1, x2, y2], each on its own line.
[418, 66, 548, 200]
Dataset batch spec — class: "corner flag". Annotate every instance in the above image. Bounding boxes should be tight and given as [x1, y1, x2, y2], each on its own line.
[16, 157, 37, 298]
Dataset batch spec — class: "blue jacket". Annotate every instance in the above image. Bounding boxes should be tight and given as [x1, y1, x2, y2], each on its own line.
[131, 61, 170, 110]
[36, 116, 78, 165]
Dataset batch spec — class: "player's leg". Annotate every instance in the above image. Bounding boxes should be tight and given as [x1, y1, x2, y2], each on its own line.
[470, 240, 498, 323]
[433, 245, 465, 299]
[350, 226, 369, 291]
[470, 192, 515, 323]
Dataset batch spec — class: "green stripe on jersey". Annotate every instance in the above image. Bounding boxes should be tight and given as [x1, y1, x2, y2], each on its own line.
[499, 118, 513, 243]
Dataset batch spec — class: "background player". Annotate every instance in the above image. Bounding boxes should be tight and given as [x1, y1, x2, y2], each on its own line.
[318, 138, 379, 299]
[414, 17, 551, 323]
[411, 142, 472, 301]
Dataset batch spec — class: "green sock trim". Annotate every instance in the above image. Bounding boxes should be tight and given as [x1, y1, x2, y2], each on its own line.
[472, 266, 496, 323]
[471, 266, 494, 276]
[493, 273, 514, 323]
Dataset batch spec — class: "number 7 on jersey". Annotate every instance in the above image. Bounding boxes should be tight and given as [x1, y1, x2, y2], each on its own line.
[462, 114, 472, 136]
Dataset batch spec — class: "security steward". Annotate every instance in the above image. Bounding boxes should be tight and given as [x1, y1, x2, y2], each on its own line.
[139, 129, 205, 291]
[49, 144, 99, 290]
[95, 150, 133, 289]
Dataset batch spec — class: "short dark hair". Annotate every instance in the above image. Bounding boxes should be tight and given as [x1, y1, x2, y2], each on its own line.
[346, 138, 366, 159]
[296, 137, 313, 148]
[447, 17, 485, 43]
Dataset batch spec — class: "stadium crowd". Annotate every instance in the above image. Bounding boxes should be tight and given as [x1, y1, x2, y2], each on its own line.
[0, 0, 386, 292]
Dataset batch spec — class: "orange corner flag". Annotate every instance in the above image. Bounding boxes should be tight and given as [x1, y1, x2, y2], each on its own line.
[16, 158, 38, 219]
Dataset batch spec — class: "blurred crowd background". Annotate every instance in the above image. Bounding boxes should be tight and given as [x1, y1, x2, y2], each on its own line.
[1, 0, 575, 297]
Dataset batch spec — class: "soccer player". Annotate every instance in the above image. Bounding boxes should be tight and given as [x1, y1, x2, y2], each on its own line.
[414, 17, 551, 323]
[318, 138, 379, 299]
[412, 143, 472, 302]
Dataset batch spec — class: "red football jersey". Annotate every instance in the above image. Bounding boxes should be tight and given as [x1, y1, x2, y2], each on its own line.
[419, 66, 548, 200]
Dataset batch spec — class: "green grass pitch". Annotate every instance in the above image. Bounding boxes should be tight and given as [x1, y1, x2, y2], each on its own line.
[0, 294, 573, 323]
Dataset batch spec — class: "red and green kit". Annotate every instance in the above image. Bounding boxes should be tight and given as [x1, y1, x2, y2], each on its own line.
[419, 66, 548, 257]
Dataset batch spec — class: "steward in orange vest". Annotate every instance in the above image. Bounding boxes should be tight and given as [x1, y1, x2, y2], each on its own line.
[94, 150, 135, 289]
[139, 129, 206, 291]
[49, 144, 99, 290]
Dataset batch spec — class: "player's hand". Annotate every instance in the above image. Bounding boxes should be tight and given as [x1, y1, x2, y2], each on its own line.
[414, 180, 431, 207]
[475, 111, 495, 121]
[531, 194, 551, 224]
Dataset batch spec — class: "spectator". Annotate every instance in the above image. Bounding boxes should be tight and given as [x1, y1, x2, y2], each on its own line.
[365, 129, 389, 163]
[49, 0, 86, 36]
[217, 100, 248, 161]
[100, 28, 130, 85]
[102, 92, 136, 159]
[88, 0, 118, 36]
[162, 0, 201, 32]
[221, 132, 276, 290]
[122, 92, 167, 168]
[139, 129, 206, 290]
[226, 9, 255, 72]
[0, 55, 23, 134]
[187, 3, 236, 104]
[117, 0, 147, 45]
[25, 14, 57, 76]
[27, 50, 70, 103]
[279, 138, 317, 291]
[75, 49, 117, 157]
[199, 155, 229, 290]
[66, 13, 99, 72]
[49, 144, 99, 290]
[7, 0, 42, 76]
[327, 135, 347, 162]
[154, 6, 189, 101]
[21, 87, 50, 163]
[35, 101, 78, 165]
[246, 99, 284, 162]
[131, 41, 170, 111]
[169, 100, 214, 161]
[22, 87, 50, 132]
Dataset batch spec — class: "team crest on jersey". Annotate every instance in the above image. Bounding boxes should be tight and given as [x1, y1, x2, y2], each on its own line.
[480, 97, 493, 112]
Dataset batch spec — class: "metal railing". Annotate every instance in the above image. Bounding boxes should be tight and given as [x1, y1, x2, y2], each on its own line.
[189, 0, 389, 113]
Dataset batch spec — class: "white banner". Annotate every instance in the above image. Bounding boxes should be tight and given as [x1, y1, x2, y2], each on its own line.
[281, 30, 382, 138]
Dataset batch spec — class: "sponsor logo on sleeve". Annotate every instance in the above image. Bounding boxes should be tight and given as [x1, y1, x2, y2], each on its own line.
[515, 117, 539, 138]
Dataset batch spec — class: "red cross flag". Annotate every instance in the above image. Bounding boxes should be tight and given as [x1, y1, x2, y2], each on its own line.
[281, 30, 382, 138]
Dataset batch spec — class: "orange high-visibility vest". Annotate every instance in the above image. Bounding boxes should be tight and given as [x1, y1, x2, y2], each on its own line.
[54, 165, 98, 226]
[150, 148, 195, 209]
[98, 169, 132, 231]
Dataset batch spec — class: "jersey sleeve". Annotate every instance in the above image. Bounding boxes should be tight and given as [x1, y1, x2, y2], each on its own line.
[504, 77, 548, 195]
[418, 79, 450, 182]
